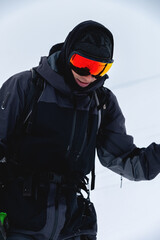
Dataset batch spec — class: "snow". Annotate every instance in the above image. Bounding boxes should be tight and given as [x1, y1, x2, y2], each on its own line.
[1, 0, 160, 239]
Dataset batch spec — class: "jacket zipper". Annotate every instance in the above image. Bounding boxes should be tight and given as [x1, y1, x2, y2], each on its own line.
[65, 109, 77, 159]
[74, 132, 87, 161]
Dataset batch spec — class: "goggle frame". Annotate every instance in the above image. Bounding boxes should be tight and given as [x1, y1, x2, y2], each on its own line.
[69, 51, 113, 78]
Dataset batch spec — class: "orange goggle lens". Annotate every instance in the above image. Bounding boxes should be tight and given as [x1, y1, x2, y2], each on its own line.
[70, 53, 113, 77]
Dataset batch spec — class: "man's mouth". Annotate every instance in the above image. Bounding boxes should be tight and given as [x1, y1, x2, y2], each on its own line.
[76, 78, 90, 87]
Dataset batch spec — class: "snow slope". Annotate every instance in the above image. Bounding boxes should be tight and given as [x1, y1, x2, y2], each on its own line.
[1, 1, 160, 239]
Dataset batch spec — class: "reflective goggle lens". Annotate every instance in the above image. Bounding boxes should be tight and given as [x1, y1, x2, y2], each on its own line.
[70, 53, 113, 77]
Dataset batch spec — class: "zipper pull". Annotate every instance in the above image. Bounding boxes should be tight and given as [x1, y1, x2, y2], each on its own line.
[120, 175, 123, 188]
[1, 92, 10, 110]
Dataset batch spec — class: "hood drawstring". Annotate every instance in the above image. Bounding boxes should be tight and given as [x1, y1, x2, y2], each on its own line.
[94, 91, 101, 134]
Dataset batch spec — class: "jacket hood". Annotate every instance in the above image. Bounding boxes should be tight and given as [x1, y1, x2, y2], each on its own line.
[49, 20, 114, 63]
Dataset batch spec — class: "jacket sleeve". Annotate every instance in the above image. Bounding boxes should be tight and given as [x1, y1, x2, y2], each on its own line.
[97, 89, 160, 181]
[0, 71, 31, 160]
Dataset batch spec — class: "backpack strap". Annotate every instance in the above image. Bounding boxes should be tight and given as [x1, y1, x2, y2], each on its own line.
[90, 87, 108, 190]
[23, 68, 45, 134]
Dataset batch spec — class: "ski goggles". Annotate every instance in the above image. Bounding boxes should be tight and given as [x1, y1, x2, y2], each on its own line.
[69, 52, 113, 78]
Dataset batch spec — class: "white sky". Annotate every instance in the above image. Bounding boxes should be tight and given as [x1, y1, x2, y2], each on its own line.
[1, 1, 160, 239]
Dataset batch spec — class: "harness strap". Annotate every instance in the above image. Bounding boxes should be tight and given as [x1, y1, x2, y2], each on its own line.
[89, 91, 102, 191]
[22, 171, 90, 200]
[23, 68, 45, 134]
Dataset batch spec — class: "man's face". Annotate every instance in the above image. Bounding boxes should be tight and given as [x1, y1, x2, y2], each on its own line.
[71, 70, 97, 88]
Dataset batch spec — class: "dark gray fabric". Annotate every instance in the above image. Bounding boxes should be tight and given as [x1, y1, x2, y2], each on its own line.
[98, 148, 146, 180]
[97, 89, 160, 181]
[7, 233, 34, 240]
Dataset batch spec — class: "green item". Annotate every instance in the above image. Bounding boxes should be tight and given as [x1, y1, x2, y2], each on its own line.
[0, 213, 7, 226]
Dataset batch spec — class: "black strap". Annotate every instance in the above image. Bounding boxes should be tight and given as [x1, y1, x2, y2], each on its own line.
[23, 68, 44, 134]
[91, 165, 95, 191]
[90, 89, 105, 191]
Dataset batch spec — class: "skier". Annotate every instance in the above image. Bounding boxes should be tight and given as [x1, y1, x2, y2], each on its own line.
[0, 20, 160, 240]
